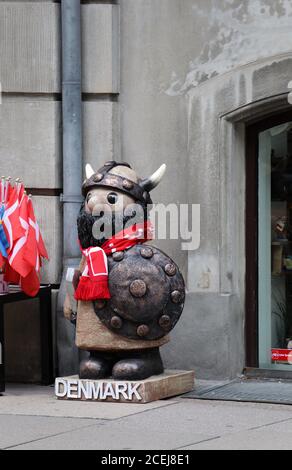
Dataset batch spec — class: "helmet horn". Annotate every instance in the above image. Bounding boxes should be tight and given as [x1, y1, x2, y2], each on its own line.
[139, 164, 166, 192]
[85, 163, 95, 179]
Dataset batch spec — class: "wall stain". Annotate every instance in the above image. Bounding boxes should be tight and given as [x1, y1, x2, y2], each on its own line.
[165, 0, 292, 96]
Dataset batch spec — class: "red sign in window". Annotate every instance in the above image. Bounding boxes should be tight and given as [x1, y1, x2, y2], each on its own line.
[271, 349, 292, 363]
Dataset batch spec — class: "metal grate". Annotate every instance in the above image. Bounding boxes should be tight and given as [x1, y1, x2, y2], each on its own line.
[183, 379, 292, 405]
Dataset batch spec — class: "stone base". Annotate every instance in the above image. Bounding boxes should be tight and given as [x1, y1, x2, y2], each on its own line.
[55, 370, 195, 404]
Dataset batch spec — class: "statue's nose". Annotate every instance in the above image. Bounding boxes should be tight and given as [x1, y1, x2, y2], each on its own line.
[86, 194, 99, 209]
[88, 199, 111, 217]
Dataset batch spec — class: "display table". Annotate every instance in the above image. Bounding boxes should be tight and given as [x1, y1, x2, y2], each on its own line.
[0, 285, 53, 393]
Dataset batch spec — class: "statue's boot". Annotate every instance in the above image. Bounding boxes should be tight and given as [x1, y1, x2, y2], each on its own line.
[112, 348, 164, 381]
[79, 352, 114, 379]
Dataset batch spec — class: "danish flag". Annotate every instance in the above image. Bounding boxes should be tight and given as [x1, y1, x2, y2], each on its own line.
[24, 198, 49, 272]
[20, 269, 41, 298]
[3, 186, 24, 250]
[7, 193, 31, 278]
[0, 181, 49, 297]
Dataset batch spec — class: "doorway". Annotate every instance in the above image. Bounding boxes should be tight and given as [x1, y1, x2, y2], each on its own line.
[246, 110, 292, 371]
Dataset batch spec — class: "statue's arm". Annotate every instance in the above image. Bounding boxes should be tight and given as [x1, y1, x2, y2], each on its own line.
[63, 256, 86, 322]
[64, 292, 73, 320]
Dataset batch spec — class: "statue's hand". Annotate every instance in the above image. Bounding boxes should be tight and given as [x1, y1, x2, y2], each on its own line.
[64, 292, 73, 320]
[73, 269, 81, 291]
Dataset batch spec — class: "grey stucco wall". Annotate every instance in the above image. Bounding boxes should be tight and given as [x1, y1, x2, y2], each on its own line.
[119, 0, 292, 378]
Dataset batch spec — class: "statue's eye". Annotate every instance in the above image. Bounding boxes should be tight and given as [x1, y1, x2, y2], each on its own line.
[107, 192, 118, 205]
[86, 192, 92, 203]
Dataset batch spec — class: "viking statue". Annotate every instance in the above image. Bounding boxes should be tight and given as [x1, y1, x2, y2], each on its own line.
[64, 161, 185, 381]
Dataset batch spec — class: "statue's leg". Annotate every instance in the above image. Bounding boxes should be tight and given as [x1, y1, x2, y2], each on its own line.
[112, 348, 164, 381]
[79, 351, 114, 379]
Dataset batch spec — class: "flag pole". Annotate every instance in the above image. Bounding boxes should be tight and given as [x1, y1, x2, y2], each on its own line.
[4, 177, 11, 204]
[15, 178, 21, 196]
[1, 176, 5, 204]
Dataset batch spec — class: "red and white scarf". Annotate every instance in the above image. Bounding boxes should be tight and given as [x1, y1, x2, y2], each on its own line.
[74, 221, 153, 301]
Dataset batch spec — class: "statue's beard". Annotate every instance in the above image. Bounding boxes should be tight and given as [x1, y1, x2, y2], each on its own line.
[77, 204, 146, 249]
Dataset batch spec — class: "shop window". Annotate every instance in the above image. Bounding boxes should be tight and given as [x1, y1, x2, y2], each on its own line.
[258, 122, 292, 369]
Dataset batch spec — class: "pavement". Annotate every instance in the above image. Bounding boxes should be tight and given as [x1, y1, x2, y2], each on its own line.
[1, 381, 292, 450]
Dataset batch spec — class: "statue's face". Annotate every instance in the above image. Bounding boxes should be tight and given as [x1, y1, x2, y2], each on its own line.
[85, 187, 135, 217]
[78, 188, 142, 248]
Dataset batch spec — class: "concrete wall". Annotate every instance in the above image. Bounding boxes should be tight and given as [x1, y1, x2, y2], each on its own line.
[119, 0, 292, 378]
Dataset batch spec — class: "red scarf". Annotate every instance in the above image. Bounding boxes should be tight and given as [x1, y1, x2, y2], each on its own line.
[74, 221, 153, 301]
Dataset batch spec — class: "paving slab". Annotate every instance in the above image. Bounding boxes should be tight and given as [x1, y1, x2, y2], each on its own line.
[0, 384, 178, 420]
[3, 384, 292, 450]
[8, 396, 292, 450]
[93, 398, 292, 437]
[9, 424, 211, 450]
[260, 418, 292, 432]
[0, 414, 99, 449]
[181, 429, 292, 450]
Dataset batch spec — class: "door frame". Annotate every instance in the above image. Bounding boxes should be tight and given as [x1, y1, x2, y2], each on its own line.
[245, 109, 292, 367]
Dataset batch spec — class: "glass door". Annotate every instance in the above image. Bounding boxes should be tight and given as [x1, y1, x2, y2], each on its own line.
[258, 122, 292, 369]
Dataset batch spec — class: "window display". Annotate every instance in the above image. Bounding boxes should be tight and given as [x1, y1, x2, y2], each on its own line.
[258, 122, 292, 368]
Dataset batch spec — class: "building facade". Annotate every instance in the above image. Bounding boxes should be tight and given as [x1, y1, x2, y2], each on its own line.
[1, 0, 292, 381]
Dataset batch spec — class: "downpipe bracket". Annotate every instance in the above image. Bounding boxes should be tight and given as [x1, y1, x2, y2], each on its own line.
[60, 194, 83, 204]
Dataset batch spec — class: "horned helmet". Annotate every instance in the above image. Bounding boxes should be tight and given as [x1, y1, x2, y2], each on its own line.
[82, 161, 166, 215]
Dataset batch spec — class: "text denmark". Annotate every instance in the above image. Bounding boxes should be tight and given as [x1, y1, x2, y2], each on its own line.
[55, 378, 142, 401]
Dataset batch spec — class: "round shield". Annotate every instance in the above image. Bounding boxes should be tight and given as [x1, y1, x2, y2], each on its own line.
[93, 244, 185, 341]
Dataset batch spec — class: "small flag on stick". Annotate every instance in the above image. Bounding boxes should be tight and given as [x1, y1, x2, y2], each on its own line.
[1, 178, 49, 297]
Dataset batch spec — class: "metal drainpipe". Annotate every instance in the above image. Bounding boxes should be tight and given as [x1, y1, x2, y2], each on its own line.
[61, 0, 82, 260]
[57, 0, 83, 376]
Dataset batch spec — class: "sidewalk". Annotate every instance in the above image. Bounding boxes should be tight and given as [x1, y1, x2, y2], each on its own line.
[1, 382, 292, 450]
